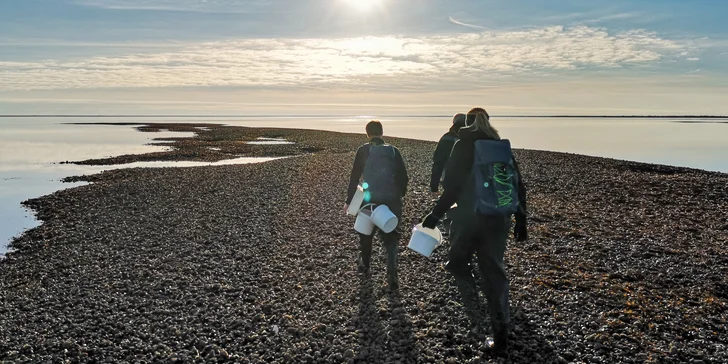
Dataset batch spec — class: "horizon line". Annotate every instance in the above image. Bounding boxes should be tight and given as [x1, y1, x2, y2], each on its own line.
[1, 114, 727, 119]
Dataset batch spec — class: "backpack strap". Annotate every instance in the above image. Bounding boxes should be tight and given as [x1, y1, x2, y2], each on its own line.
[380, 143, 396, 158]
[441, 134, 459, 143]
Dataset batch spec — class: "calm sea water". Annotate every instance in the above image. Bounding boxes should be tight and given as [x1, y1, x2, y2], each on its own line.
[1, 116, 726, 255]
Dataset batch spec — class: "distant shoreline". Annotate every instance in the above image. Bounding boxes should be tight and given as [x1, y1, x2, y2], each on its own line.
[1, 114, 727, 119]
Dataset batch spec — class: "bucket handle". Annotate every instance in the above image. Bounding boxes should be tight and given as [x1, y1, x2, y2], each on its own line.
[359, 203, 376, 213]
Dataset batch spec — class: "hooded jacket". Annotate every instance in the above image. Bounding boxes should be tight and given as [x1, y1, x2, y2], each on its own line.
[430, 122, 463, 192]
[431, 125, 527, 222]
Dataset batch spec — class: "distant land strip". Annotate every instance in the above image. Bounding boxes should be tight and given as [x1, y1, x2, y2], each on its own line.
[1, 115, 727, 119]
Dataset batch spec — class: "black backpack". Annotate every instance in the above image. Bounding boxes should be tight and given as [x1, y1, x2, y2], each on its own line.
[362, 145, 399, 204]
[472, 139, 520, 216]
[441, 133, 459, 144]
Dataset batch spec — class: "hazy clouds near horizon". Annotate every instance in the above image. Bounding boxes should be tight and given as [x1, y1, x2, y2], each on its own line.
[1, 0, 727, 115]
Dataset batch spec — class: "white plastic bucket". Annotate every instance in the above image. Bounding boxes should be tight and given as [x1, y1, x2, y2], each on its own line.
[353, 205, 375, 235]
[407, 224, 442, 257]
[371, 205, 398, 233]
[347, 185, 365, 216]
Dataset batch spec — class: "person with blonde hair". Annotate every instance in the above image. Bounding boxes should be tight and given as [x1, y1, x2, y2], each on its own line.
[421, 107, 528, 357]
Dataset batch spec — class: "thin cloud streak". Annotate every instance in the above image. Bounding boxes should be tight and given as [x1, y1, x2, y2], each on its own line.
[582, 12, 642, 24]
[448, 16, 489, 30]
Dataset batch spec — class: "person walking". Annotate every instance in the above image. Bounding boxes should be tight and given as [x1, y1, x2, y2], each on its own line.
[345, 120, 409, 289]
[430, 113, 466, 235]
[430, 113, 466, 196]
[421, 108, 528, 357]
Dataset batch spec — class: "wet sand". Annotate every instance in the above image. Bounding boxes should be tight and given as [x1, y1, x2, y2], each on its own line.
[1, 124, 726, 363]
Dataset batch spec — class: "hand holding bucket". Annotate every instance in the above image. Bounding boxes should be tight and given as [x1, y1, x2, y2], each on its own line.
[408, 224, 442, 257]
[347, 185, 366, 216]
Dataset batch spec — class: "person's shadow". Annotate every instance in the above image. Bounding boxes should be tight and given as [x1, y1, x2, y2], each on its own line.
[507, 304, 560, 363]
[466, 273, 560, 363]
[384, 288, 419, 363]
[353, 273, 387, 363]
[353, 274, 419, 363]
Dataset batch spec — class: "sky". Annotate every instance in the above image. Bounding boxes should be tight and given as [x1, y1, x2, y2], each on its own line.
[1, 0, 728, 115]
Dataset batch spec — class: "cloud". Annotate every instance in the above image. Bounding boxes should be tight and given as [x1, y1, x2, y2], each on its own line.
[582, 12, 642, 24]
[0, 25, 690, 91]
[687, 57, 700, 61]
[0, 37, 185, 48]
[448, 16, 488, 30]
[687, 69, 701, 73]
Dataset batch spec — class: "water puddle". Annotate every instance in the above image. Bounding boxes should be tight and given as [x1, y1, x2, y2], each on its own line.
[246, 137, 295, 145]
[0, 121, 285, 256]
[99, 156, 284, 169]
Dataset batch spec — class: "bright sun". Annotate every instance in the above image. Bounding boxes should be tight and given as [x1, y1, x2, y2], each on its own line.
[341, 0, 384, 12]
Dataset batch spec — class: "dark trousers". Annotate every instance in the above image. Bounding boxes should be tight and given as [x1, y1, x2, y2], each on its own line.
[446, 214, 511, 327]
[442, 206, 458, 236]
[358, 202, 401, 286]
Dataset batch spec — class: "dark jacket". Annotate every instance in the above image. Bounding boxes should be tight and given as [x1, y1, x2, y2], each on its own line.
[430, 124, 462, 192]
[346, 137, 409, 204]
[432, 126, 527, 221]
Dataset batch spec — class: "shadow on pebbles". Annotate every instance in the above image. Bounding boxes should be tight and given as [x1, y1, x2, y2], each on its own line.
[1, 124, 727, 363]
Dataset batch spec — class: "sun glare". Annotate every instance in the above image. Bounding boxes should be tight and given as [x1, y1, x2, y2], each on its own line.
[341, 0, 384, 13]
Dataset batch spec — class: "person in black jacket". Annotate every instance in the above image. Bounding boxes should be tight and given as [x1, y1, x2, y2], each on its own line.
[422, 108, 527, 357]
[430, 113, 466, 235]
[430, 113, 466, 195]
[345, 120, 409, 289]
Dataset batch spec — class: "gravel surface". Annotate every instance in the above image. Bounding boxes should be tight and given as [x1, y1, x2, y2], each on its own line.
[1, 124, 726, 363]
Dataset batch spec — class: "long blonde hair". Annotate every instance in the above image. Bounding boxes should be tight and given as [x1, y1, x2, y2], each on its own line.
[467, 107, 500, 140]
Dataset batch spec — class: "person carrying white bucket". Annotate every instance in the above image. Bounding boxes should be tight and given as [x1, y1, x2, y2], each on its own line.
[344, 120, 409, 290]
[421, 108, 528, 358]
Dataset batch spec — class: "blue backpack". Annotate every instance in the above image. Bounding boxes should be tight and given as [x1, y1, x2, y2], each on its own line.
[362, 145, 398, 204]
[472, 139, 520, 216]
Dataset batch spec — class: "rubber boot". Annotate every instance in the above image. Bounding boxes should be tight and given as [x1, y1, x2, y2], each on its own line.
[384, 239, 399, 290]
[358, 234, 373, 274]
[486, 322, 509, 358]
[358, 251, 371, 274]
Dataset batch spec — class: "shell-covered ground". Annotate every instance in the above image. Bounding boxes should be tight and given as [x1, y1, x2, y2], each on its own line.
[1, 124, 726, 363]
